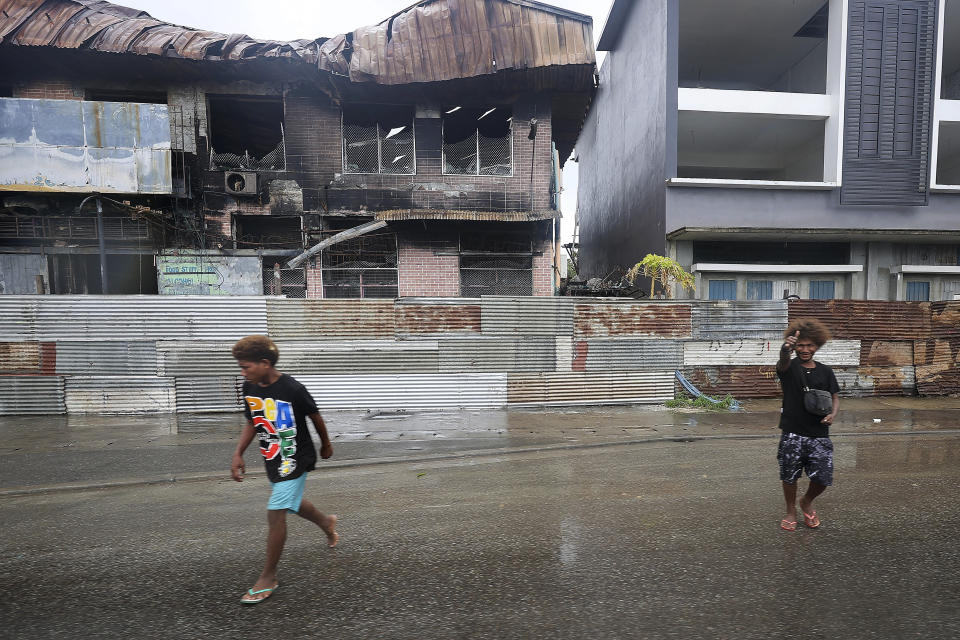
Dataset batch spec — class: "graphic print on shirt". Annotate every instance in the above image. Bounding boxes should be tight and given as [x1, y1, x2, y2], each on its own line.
[245, 396, 298, 478]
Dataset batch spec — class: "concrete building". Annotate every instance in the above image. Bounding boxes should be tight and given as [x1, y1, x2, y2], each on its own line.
[0, 0, 595, 298]
[576, 0, 960, 302]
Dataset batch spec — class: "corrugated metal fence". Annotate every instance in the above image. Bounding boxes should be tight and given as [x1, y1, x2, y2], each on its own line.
[0, 296, 956, 415]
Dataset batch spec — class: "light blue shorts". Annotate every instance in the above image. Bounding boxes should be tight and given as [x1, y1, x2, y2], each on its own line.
[267, 473, 308, 513]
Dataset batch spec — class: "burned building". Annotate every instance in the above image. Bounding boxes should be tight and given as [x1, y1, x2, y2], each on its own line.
[0, 0, 595, 297]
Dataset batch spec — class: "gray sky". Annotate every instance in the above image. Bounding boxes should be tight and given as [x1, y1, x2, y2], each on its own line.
[119, 0, 610, 244]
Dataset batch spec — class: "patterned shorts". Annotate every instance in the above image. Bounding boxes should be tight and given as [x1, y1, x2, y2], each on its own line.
[777, 433, 834, 486]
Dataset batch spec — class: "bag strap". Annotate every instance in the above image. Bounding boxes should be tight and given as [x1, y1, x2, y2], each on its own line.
[789, 357, 813, 392]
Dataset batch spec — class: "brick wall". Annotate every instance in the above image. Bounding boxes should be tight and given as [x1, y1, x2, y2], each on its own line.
[13, 80, 81, 100]
[533, 235, 556, 297]
[282, 93, 556, 215]
[397, 234, 461, 297]
[305, 261, 323, 299]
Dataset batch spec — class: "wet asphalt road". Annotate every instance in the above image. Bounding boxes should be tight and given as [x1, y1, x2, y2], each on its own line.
[1, 422, 958, 639]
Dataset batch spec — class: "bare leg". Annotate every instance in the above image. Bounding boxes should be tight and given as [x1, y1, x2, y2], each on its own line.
[297, 498, 339, 547]
[248, 510, 286, 596]
[782, 482, 798, 521]
[799, 481, 827, 522]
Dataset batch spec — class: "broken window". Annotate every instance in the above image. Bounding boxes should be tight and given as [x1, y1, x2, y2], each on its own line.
[208, 95, 285, 170]
[342, 105, 415, 174]
[321, 232, 398, 298]
[443, 106, 512, 176]
[459, 231, 532, 296]
[48, 254, 157, 294]
[236, 215, 302, 249]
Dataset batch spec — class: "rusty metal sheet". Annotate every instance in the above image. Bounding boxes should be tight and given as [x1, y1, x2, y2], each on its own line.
[679, 366, 781, 400]
[8, 1, 84, 46]
[169, 29, 227, 59]
[833, 366, 917, 397]
[267, 299, 395, 339]
[574, 303, 693, 339]
[788, 300, 932, 340]
[89, 17, 165, 53]
[52, 10, 127, 49]
[395, 300, 481, 336]
[860, 340, 914, 367]
[0, 341, 40, 373]
[914, 338, 960, 395]
[507, 371, 675, 405]
[0, 0, 44, 40]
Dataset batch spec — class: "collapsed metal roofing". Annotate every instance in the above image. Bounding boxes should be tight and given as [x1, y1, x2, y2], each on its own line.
[0, 0, 595, 85]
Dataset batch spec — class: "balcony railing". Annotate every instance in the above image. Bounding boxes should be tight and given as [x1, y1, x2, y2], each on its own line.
[0, 216, 151, 241]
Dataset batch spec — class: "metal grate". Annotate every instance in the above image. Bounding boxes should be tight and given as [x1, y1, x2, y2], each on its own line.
[460, 255, 533, 296]
[320, 232, 398, 298]
[263, 260, 306, 298]
[443, 106, 512, 175]
[342, 106, 415, 175]
[0, 216, 151, 241]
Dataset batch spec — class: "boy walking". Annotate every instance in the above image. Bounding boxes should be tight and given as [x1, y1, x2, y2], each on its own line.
[230, 335, 338, 604]
[776, 318, 840, 531]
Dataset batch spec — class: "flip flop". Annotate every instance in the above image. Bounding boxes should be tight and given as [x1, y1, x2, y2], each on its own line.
[803, 511, 820, 528]
[780, 519, 797, 531]
[240, 584, 278, 605]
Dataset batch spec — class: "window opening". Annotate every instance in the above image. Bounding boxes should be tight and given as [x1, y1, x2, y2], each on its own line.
[321, 232, 398, 299]
[236, 215, 302, 249]
[459, 231, 532, 297]
[263, 257, 306, 298]
[47, 254, 156, 294]
[906, 281, 930, 301]
[208, 95, 285, 171]
[746, 280, 773, 300]
[443, 107, 512, 175]
[809, 280, 835, 300]
[708, 279, 736, 300]
[342, 105, 414, 175]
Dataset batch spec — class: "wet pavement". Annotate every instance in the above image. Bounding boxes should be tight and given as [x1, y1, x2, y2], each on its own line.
[2, 397, 960, 494]
[1, 427, 957, 639]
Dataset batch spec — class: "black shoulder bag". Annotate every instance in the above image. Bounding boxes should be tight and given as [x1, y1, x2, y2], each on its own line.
[791, 360, 833, 417]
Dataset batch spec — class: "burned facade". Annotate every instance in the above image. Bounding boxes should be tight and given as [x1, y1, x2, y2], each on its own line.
[0, 0, 595, 297]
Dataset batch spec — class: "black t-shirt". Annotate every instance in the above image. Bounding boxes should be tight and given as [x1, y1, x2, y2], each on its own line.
[243, 374, 319, 483]
[777, 358, 840, 438]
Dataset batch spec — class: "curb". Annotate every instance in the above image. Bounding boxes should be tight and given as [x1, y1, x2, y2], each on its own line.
[3, 429, 959, 498]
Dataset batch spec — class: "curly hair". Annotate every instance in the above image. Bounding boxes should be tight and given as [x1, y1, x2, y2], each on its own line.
[232, 335, 279, 365]
[784, 318, 831, 347]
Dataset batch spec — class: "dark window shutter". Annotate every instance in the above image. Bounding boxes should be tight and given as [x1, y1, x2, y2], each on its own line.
[841, 0, 938, 205]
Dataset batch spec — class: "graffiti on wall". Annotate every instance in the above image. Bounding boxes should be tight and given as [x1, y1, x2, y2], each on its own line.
[157, 254, 262, 295]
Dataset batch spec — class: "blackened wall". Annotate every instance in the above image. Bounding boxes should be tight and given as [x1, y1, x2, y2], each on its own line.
[576, 0, 677, 279]
[282, 93, 556, 215]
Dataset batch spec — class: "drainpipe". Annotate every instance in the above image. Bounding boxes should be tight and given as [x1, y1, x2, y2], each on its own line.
[95, 198, 109, 294]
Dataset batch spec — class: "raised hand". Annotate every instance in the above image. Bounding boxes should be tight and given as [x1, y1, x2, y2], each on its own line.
[783, 329, 800, 352]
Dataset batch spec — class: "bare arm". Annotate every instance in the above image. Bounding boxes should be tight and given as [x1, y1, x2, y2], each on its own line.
[310, 412, 333, 459]
[231, 419, 256, 481]
[821, 393, 840, 425]
[776, 330, 800, 373]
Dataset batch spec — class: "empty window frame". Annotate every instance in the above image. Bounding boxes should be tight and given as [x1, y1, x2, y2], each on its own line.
[746, 280, 773, 300]
[708, 279, 737, 300]
[459, 232, 532, 296]
[443, 106, 512, 176]
[236, 215, 302, 249]
[809, 280, 836, 299]
[321, 232, 398, 299]
[905, 281, 930, 301]
[208, 95, 285, 170]
[342, 105, 415, 175]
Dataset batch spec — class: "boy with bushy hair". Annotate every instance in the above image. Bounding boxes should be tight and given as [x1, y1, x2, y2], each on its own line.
[230, 335, 337, 604]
